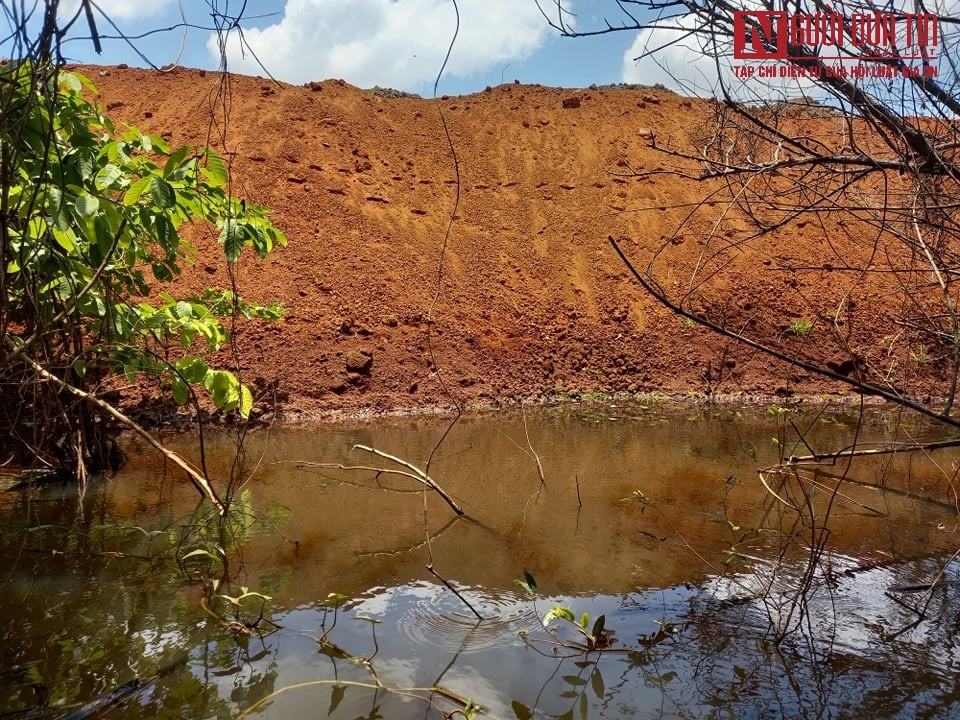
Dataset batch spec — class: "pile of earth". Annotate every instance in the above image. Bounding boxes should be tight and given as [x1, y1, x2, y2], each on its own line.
[78, 65, 938, 418]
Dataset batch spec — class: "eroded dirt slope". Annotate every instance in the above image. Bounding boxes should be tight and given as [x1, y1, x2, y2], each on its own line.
[79, 65, 931, 417]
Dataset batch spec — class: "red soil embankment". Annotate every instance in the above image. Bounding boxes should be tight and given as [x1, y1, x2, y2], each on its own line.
[81, 66, 933, 417]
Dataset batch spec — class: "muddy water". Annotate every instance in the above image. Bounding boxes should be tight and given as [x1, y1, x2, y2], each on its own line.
[3, 402, 960, 718]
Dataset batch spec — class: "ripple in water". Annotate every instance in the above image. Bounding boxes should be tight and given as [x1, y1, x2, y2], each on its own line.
[353, 581, 541, 653]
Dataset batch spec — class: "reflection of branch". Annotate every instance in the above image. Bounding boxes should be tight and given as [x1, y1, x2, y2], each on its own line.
[355, 515, 461, 557]
[235, 679, 499, 720]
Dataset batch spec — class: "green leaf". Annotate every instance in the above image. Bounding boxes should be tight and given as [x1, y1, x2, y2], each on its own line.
[72, 358, 86, 378]
[95, 163, 123, 190]
[562, 675, 588, 687]
[181, 548, 215, 561]
[53, 228, 76, 253]
[578, 612, 590, 630]
[206, 370, 241, 411]
[47, 186, 70, 230]
[75, 194, 99, 218]
[175, 357, 209, 384]
[123, 176, 152, 206]
[171, 375, 189, 406]
[150, 176, 175, 208]
[60, 72, 82, 93]
[93, 215, 114, 259]
[321, 592, 348, 607]
[591, 615, 605, 640]
[544, 606, 575, 627]
[239, 384, 253, 418]
[511, 701, 533, 720]
[163, 146, 191, 179]
[219, 219, 244, 263]
[203, 150, 229, 186]
[513, 570, 538, 597]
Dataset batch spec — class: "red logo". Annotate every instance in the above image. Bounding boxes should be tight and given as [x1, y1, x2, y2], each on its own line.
[734, 11, 787, 59]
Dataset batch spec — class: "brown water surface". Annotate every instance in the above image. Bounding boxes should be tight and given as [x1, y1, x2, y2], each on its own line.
[2, 402, 960, 718]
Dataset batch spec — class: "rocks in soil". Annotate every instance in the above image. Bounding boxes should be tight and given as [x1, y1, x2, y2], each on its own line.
[345, 350, 373, 374]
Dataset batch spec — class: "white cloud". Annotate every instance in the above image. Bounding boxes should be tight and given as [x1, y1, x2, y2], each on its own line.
[622, 12, 818, 100]
[61, 0, 177, 23]
[207, 0, 556, 90]
[622, 19, 733, 97]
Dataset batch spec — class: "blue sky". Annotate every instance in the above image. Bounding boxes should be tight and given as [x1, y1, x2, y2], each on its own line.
[50, 0, 663, 96]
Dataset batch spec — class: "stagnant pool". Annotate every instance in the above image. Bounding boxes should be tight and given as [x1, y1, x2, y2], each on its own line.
[3, 401, 960, 719]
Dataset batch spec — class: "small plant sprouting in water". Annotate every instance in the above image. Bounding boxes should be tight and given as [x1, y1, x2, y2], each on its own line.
[788, 318, 814, 336]
[514, 571, 614, 653]
[543, 606, 613, 651]
[621, 489, 652, 510]
[209, 586, 278, 637]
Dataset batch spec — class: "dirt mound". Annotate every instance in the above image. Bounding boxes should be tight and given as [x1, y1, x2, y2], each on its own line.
[77, 65, 927, 417]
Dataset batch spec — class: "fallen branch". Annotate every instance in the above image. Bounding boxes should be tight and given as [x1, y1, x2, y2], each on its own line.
[776, 436, 960, 465]
[352, 444, 464, 516]
[16, 346, 225, 514]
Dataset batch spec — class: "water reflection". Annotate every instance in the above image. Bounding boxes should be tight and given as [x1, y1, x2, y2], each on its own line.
[1, 403, 959, 718]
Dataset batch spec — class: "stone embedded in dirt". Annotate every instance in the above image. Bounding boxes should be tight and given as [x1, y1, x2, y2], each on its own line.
[287, 175, 306, 184]
[307, 81, 323, 91]
[562, 96, 581, 109]
[345, 350, 373, 374]
[382, 315, 399, 327]
[642, 94, 661, 104]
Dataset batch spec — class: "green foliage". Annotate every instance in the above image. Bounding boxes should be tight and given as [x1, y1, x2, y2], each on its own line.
[514, 569, 538, 596]
[787, 318, 814, 336]
[1, 63, 287, 468]
[515, 571, 612, 652]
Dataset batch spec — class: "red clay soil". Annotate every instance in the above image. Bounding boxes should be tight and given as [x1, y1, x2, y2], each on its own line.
[77, 65, 945, 418]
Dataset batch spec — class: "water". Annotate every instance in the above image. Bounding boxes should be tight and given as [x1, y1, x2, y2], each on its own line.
[2, 401, 960, 719]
